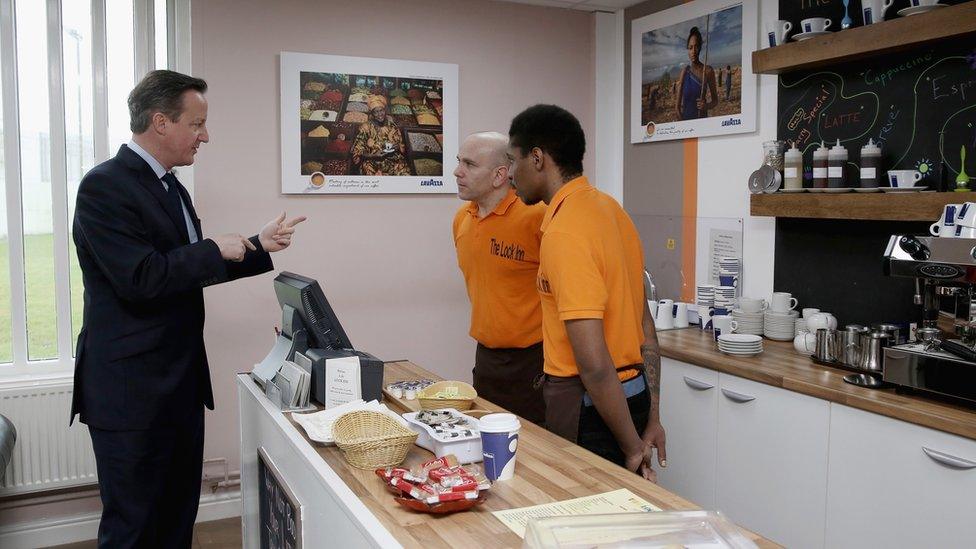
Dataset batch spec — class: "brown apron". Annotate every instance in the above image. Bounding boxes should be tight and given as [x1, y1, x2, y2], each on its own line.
[538, 364, 644, 444]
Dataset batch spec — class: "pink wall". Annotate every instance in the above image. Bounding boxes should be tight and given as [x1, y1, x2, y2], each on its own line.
[1, 0, 595, 533]
[193, 0, 595, 475]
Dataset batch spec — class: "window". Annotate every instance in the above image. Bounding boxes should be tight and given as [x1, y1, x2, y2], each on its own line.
[0, 0, 190, 378]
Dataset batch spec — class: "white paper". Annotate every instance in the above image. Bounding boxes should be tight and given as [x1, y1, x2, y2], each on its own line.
[860, 167, 877, 179]
[828, 166, 843, 177]
[785, 167, 798, 178]
[708, 228, 742, 285]
[325, 356, 362, 409]
[492, 489, 660, 539]
[813, 167, 827, 178]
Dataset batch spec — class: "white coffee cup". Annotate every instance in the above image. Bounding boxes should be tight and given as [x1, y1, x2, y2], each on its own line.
[738, 297, 768, 313]
[765, 19, 792, 47]
[931, 203, 960, 237]
[794, 332, 818, 354]
[480, 413, 521, 481]
[956, 202, 976, 228]
[674, 302, 689, 328]
[712, 315, 738, 339]
[647, 299, 658, 320]
[887, 170, 922, 188]
[802, 307, 821, 319]
[770, 292, 798, 313]
[801, 17, 831, 33]
[956, 225, 976, 239]
[861, 0, 893, 24]
[657, 299, 675, 329]
[807, 312, 838, 331]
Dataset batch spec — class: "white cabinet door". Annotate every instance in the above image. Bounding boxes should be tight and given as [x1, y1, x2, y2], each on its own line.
[656, 358, 719, 508]
[825, 404, 976, 548]
[716, 373, 829, 549]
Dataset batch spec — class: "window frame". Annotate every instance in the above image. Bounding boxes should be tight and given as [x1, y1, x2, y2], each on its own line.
[0, 0, 191, 381]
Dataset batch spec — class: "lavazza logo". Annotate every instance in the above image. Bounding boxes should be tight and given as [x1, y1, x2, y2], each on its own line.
[420, 179, 443, 187]
[721, 117, 742, 127]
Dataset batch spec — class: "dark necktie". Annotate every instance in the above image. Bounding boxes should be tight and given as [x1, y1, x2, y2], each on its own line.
[161, 172, 190, 242]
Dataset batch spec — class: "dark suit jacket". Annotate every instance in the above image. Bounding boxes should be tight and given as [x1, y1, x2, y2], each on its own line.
[70, 145, 273, 430]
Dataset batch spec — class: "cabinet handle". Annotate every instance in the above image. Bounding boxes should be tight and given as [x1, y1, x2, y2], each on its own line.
[683, 376, 714, 391]
[721, 388, 756, 403]
[922, 446, 976, 469]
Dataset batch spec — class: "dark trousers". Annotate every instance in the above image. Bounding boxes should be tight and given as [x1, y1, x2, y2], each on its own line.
[577, 383, 650, 469]
[88, 408, 204, 549]
[473, 342, 545, 425]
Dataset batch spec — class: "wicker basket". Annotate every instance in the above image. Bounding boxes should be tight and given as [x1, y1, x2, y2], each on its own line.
[418, 381, 478, 411]
[332, 411, 418, 469]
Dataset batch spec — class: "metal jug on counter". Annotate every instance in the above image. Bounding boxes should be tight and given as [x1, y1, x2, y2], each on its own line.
[858, 331, 891, 372]
[839, 325, 869, 367]
[815, 329, 838, 363]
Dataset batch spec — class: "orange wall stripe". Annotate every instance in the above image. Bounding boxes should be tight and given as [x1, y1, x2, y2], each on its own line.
[681, 138, 698, 302]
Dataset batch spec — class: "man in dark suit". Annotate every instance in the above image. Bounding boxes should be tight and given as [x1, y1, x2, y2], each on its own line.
[71, 70, 305, 548]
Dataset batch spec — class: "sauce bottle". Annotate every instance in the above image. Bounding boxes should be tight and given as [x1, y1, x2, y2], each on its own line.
[784, 142, 803, 190]
[859, 138, 882, 188]
[828, 139, 848, 188]
[813, 141, 829, 188]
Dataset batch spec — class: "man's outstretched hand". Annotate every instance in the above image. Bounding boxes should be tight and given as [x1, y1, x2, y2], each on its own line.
[259, 212, 307, 253]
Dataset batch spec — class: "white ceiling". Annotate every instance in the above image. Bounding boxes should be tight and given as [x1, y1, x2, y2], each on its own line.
[495, 0, 647, 13]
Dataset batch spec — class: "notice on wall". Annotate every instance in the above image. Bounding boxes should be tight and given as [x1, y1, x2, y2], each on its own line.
[709, 228, 742, 284]
[492, 489, 660, 539]
[325, 356, 362, 409]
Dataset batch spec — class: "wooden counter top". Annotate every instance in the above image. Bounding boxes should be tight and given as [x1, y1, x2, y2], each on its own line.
[657, 328, 976, 440]
[284, 361, 779, 548]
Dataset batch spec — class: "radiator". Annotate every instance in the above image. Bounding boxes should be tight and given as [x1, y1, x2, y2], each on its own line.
[0, 382, 97, 496]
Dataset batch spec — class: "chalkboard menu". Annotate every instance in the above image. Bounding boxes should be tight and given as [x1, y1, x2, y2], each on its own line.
[259, 447, 302, 549]
[776, 0, 975, 188]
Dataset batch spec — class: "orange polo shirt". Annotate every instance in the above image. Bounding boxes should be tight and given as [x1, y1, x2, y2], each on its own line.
[453, 188, 545, 349]
[537, 176, 644, 380]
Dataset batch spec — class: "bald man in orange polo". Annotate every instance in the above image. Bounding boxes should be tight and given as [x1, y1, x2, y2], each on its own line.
[452, 132, 546, 425]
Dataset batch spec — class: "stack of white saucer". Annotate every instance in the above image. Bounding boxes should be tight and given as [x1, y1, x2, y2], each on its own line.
[696, 285, 715, 307]
[713, 286, 737, 311]
[717, 333, 763, 356]
[764, 310, 799, 340]
[731, 309, 764, 335]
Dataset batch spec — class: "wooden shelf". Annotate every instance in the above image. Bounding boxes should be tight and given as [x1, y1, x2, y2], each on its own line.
[750, 191, 976, 221]
[752, 1, 976, 74]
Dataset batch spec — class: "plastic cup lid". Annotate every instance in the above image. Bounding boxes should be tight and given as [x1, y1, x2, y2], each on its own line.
[478, 413, 521, 433]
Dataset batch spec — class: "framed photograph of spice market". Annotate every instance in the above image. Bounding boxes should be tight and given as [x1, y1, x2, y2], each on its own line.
[280, 52, 458, 194]
[630, 0, 757, 143]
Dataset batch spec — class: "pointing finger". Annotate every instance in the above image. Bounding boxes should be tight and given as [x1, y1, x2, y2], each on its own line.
[285, 216, 307, 228]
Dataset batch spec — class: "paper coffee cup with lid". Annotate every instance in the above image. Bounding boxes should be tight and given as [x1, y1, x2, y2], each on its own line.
[479, 413, 521, 481]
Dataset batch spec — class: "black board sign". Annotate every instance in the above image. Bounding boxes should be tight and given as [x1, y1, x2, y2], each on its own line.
[259, 447, 302, 549]
[776, 0, 975, 188]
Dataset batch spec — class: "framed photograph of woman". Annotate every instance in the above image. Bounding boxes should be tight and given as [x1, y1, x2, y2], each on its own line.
[280, 52, 458, 194]
[630, 0, 757, 143]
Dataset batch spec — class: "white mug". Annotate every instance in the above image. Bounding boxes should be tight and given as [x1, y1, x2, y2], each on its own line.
[931, 203, 960, 237]
[794, 332, 818, 354]
[771, 292, 798, 313]
[801, 17, 831, 33]
[765, 19, 792, 47]
[807, 312, 838, 331]
[657, 299, 675, 329]
[802, 307, 821, 319]
[861, 0, 893, 24]
[674, 302, 689, 328]
[738, 297, 768, 313]
[956, 225, 976, 239]
[712, 315, 738, 339]
[887, 170, 922, 188]
[956, 202, 976, 228]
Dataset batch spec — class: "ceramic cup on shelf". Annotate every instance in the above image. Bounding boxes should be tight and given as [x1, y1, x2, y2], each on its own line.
[956, 225, 976, 239]
[800, 17, 831, 33]
[861, 0, 893, 24]
[765, 19, 792, 47]
[931, 203, 960, 237]
[770, 292, 798, 313]
[955, 202, 976, 228]
[794, 332, 818, 355]
[807, 312, 838, 332]
[738, 297, 768, 313]
[887, 170, 923, 188]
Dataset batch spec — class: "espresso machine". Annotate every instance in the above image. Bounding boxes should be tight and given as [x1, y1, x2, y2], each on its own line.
[882, 235, 976, 405]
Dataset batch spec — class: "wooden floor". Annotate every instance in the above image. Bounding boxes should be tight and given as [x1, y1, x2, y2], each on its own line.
[50, 517, 242, 549]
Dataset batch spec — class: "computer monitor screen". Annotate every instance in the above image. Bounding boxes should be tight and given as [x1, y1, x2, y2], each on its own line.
[273, 271, 353, 351]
